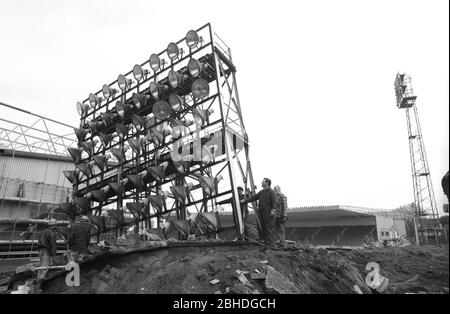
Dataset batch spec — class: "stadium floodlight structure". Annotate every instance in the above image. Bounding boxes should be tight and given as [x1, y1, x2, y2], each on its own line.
[66, 24, 255, 240]
[394, 73, 442, 245]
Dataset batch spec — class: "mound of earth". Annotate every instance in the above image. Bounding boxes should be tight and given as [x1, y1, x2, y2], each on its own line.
[39, 244, 449, 294]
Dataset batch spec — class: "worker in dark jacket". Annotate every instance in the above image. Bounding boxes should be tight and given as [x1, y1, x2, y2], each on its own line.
[67, 215, 92, 262]
[37, 219, 58, 279]
[216, 187, 249, 238]
[241, 178, 279, 252]
[442, 171, 449, 203]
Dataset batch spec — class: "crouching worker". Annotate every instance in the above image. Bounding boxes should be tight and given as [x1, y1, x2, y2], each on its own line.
[37, 219, 59, 279]
[67, 215, 92, 263]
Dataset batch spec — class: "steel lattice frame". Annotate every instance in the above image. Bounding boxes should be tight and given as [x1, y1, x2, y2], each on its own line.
[68, 24, 256, 239]
[394, 73, 441, 245]
[0, 102, 77, 156]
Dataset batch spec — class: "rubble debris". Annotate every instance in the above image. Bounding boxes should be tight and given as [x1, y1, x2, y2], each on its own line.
[250, 272, 266, 280]
[353, 285, 363, 294]
[265, 265, 300, 294]
[234, 270, 253, 288]
[0, 276, 11, 286]
[230, 283, 259, 294]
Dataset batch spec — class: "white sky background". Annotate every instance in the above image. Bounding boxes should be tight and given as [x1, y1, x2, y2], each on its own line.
[0, 0, 448, 214]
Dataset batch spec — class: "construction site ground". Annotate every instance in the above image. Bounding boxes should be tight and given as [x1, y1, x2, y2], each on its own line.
[0, 242, 437, 294]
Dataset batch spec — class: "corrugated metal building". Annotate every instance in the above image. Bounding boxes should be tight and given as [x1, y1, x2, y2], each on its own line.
[0, 148, 73, 220]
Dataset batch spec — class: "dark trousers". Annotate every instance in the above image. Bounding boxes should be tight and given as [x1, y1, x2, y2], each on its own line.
[258, 211, 275, 249]
[274, 216, 287, 244]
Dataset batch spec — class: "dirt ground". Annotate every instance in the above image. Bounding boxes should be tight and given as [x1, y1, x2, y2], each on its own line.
[37, 243, 449, 294]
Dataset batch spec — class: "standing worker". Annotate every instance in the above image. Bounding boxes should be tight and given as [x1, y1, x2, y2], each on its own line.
[241, 178, 279, 252]
[273, 185, 288, 248]
[37, 219, 59, 279]
[67, 215, 92, 262]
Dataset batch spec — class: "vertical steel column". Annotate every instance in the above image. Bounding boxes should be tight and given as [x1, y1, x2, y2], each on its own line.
[209, 25, 244, 238]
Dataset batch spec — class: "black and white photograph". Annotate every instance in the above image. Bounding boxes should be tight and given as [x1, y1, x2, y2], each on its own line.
[0, 0, 448, 302]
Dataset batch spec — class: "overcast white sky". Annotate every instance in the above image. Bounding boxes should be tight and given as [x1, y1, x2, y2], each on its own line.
[0, 0, 448, 214]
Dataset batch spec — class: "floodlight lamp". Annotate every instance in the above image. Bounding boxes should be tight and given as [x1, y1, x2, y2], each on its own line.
[153, 100, 172, 120]
[80, 140, 98, 157]
[93, 155, 109, 171]
[167, 42, 180, 61]
[126, 174, 144, 191]
[115, 123, 129, 139]
[76, 101, 91, 117]
[74, 127, 88, 142]
[86, 190, 105, 203]
[191, 79, 210, 99]
[118, 74, 133, 91]
[109, 182, 125, 197]
[168, 70, 187, 89]
[199, 176, 214, 195]
[185, 30, 199, 49]
[132, 114, 146, 132]
[146, 116, 156, 128]
[67, 147, 83, 164]
[87, 119, 104, 133]
[170, 185, 187, 204]
[187, 58, 206, 77]
[63, 170, 79, 185]
[98, 132, 114, 148]
[168, 94, 184, 112]
[133, 64, 148, 81]
[149, 81, 167, 100]
[89, 93, 103, 107]
[100, 112, 116, 128]
[193, 108, 214, 126]
[115, 101, 129, 118]
[128, 138, 142, 154]
[77, 162, 93, 178]
[127, 202, 144, 219]
[132, 93, 148, 109]
[110, 147, 126, 163]
[148, 195, 165, 212]
[149, 53, 161, 71]
[148, 128, 169, 146]
[148, 161, 169, 181]
[102, 84, 118, 100]
[172, 156, 192, 173]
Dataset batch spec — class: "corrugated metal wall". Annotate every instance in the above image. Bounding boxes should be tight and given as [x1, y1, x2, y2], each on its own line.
[0, 152, 73, 219]
[0, 155, 73, 187]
